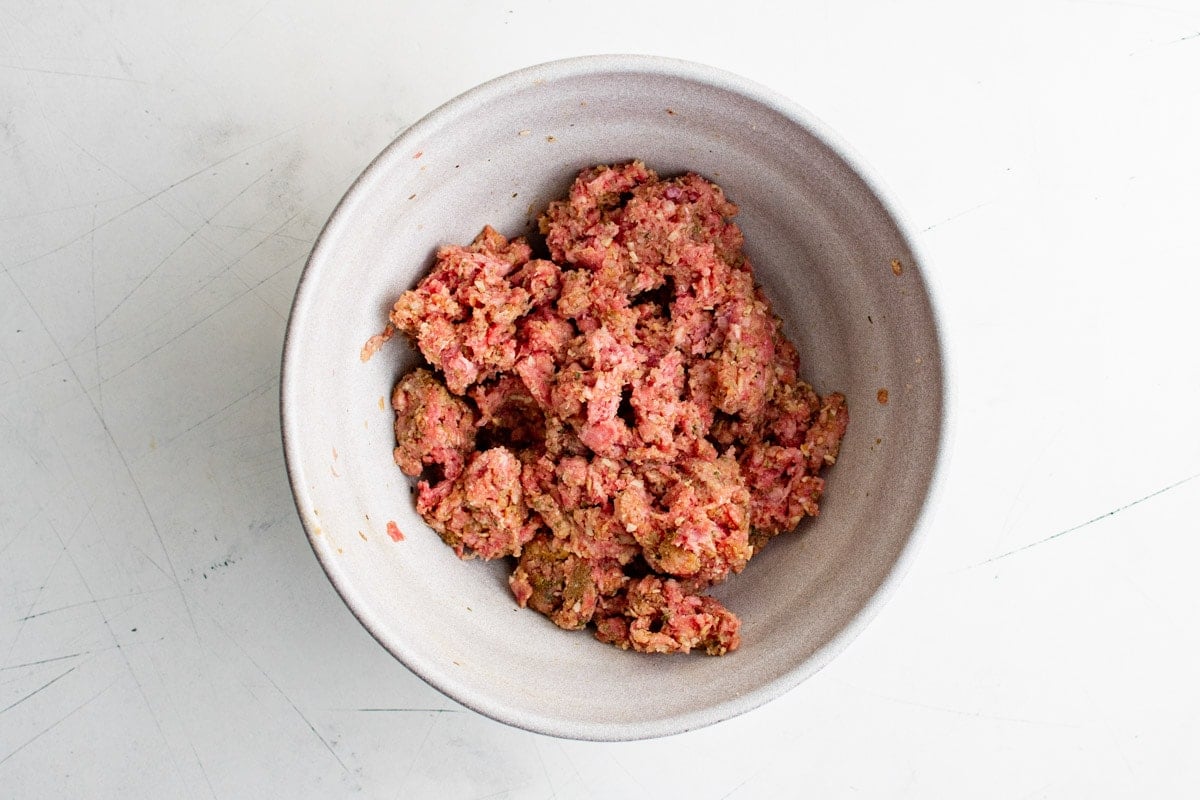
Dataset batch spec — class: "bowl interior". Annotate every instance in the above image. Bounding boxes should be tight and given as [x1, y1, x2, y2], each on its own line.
[282, 57, 944, 740]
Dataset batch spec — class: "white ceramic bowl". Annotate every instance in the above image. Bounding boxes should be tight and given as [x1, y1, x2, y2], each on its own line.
[281, 55, 948, 740]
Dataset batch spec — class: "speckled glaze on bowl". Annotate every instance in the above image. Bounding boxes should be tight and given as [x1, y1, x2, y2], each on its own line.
[281, 55, 948, 741]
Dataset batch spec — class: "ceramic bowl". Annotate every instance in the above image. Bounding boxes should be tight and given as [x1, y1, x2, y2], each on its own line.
[281, 55, 948, 740]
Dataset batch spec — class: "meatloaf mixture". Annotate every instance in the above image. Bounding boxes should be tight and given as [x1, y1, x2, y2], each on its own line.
[385, 162, 848, 655]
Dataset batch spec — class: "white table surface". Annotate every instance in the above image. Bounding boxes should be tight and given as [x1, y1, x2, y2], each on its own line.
[3, 1, 1199, 797]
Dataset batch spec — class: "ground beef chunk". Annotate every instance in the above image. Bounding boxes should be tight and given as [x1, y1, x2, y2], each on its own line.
[594, 575, 741, 655]
[384, 162, 849, 655]
[391, 368, 476, 482]
[739, 443, 824, 536]
[390, 227, 535, 395]
[509, 535, 627, 630]
[416, 447, 536, 560]
[470, 375, 544, 447]
[801, 392, 850, 471]
[614, 452, 751, 584]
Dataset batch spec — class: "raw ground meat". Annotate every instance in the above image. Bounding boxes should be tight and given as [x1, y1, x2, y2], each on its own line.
[383, 162, 848, 655]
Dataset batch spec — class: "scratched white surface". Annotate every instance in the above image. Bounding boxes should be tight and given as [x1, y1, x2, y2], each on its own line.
[2, 1, 1199, 797]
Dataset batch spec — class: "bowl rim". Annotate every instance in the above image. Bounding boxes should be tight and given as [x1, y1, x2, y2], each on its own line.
[280, 53, 955, 741]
